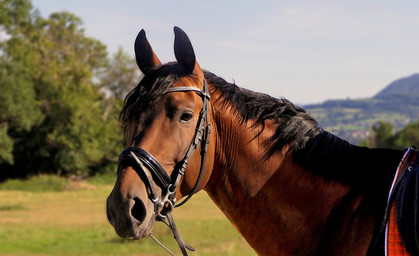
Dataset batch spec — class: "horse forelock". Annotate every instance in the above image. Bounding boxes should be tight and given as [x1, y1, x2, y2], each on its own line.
[120, 63, 197, 142]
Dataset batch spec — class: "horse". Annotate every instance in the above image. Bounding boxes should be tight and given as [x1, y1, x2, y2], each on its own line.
[106, 27, 419, 256]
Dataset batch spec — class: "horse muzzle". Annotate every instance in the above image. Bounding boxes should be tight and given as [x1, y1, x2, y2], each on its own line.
[106, 167, 157, 240]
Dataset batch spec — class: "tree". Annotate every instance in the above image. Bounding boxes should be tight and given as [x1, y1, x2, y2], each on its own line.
[393, 122, 419, 149]
[27, 12, 110, 175]
[0, 0, 129, 178]
[371, 121, 395, 148]
[100, 47, 140, 120]
[0, 0, 33, 36]
[101, 47, 140, 100]
[0, 0, 42, 165]
[359, 121, 395, 148]
[359, 120, 419, 149]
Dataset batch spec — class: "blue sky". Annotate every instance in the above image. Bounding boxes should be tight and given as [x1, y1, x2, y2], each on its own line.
[33, 0, 419, 104]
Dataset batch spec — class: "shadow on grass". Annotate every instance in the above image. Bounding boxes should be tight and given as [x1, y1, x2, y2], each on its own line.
[0, 204, 25, 211]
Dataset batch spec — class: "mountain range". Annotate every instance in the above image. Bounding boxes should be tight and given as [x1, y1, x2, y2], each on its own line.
[304, 73, 419, 144]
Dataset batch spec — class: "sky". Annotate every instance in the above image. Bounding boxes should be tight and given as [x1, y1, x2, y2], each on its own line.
[33, 0, 419, 105]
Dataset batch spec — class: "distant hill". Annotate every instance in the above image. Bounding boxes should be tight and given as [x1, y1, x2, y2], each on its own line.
[304, 73, 419, 144]
[375, 73, 419, 98]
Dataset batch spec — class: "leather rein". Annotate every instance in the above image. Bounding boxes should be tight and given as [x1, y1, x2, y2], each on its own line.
[118, 79, 211, 256]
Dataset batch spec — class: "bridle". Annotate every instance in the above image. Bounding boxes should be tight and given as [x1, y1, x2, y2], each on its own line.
[117, 78, 211, 256]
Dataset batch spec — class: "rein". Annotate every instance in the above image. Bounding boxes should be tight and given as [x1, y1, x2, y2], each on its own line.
[118, 79, 211, 256]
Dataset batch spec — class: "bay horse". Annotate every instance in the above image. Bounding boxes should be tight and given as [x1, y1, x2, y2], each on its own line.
[106, 27, 419, 256]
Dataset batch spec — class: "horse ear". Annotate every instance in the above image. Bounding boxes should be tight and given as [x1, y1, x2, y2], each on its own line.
[173, 26, 196, 73]
[134, 29, 162, 74]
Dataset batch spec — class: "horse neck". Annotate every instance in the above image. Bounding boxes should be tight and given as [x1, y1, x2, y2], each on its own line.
[294, 131, 404, 192]
[204, 101, 404, 255]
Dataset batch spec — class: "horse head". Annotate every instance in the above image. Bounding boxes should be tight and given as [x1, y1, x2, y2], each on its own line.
[106, 27, 215, 244]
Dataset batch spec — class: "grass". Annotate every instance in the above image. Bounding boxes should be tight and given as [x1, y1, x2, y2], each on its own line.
[0, 176, 256, 256]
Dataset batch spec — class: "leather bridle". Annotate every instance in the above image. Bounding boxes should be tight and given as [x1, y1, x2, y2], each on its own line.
[117, 78, 211, 256]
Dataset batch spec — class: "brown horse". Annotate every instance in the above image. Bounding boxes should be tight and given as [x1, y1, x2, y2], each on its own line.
[106, 27, 416, 256]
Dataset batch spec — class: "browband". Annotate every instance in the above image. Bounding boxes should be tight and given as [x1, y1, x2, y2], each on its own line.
[164, 82, 210, 99]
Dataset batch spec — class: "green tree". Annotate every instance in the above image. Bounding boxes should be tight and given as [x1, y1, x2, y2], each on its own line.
[0, 0, 127, 178]
[100, 47, 140, 121]
[101, 47, 139, 100]
[28, 12, 110, 175]
[0, 0, 43, 165]
[359, 121, 395, 148]
[371, 121, 395, 148]
[393, 121, 419, 148]
[0, 0, 33, 35]
[359, 120, 419, 149]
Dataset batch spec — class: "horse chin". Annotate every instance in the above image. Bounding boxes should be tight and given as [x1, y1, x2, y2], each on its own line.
[107, 195, 156, 240]
[114, 215, 155, 240]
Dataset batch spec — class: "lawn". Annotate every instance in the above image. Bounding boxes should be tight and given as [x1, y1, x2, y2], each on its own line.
[0, 176, 256, 256]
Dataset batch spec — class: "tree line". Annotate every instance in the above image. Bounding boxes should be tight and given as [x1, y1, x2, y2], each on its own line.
[359, 121, 419, 149]
[0, 0, 139, 179]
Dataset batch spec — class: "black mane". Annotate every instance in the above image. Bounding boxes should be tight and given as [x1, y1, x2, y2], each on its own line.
[203, 70, 321, 155]
[205, 70, 403, 190]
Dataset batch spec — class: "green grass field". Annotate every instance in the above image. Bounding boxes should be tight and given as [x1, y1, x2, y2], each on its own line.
[0, 176, 256, 256]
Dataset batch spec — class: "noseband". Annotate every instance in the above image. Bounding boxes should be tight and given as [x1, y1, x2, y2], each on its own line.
[118, 78, 211, 256]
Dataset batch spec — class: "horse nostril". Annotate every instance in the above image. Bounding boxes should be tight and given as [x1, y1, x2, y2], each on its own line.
[131, 197, 146, 223]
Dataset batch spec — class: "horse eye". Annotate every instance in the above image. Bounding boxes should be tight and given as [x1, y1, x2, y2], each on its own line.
[180, 112, 193, 123]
